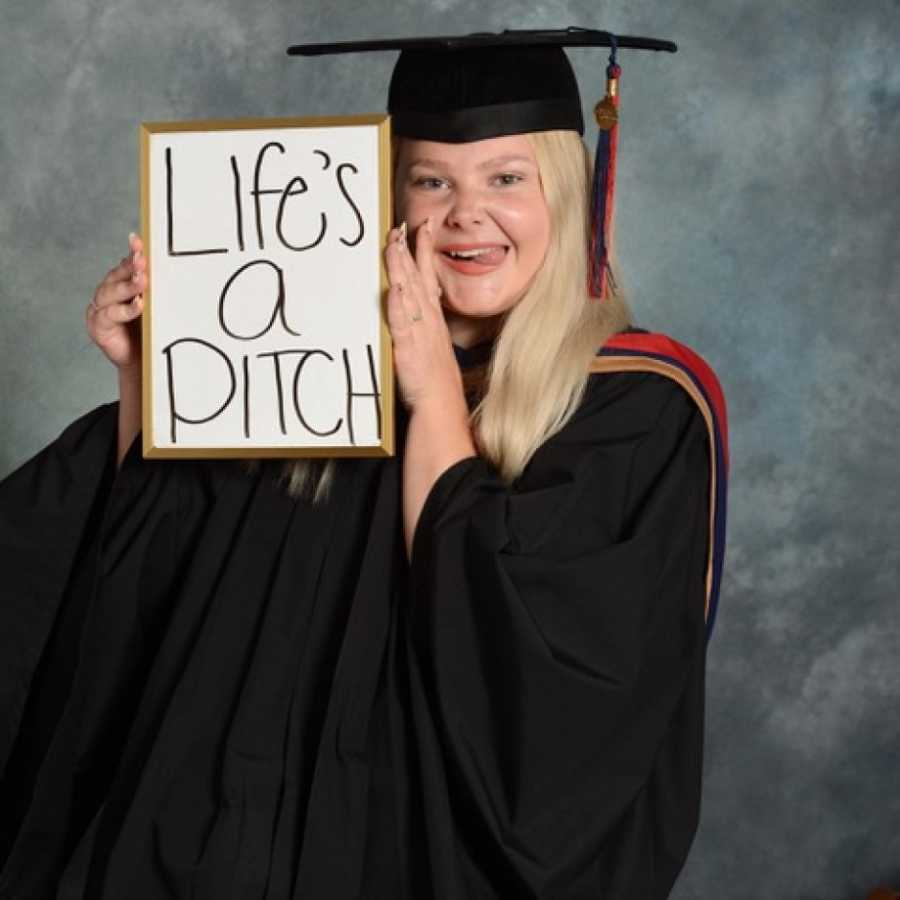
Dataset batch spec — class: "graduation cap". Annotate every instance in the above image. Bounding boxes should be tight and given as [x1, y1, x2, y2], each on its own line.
[287, 27, 677, 301]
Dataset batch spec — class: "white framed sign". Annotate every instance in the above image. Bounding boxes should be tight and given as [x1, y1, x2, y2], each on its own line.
[139, 114, 394, 458]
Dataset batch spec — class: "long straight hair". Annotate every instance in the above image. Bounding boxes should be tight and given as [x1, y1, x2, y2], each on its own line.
[241, 129, 632, 501]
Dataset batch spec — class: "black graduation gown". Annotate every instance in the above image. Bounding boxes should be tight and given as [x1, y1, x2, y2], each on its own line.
[0, 330, 720, 899]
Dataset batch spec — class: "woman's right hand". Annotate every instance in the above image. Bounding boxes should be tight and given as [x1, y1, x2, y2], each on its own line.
[86, 232, 146, 374]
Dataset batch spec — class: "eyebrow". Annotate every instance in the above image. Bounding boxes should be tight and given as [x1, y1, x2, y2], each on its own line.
[406, 154, 536, 171]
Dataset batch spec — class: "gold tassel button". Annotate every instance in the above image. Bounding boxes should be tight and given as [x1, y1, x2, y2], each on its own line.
[594, 96, 618, 131]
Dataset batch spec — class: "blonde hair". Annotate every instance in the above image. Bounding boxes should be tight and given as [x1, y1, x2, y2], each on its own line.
[241, 129, 632, 501]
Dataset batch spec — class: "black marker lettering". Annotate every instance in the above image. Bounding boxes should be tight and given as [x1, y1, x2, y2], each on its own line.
[218, 259, 301, 340]
[230, 154, 245, 252]
[256, 348, 303, 435]
[241, 353, 250, 439]
[342, 343, 381, 446]
[162, 337, 236, 443]
[251, 141, 286, 250]
[336, 162, 365, 247]
[165, 147, 229, 257]
[275, 176, 327, 252]
[292, 349, 342, 437]
[257, 349, 342, 437]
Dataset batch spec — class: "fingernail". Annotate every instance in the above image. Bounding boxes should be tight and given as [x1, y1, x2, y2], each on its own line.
[398, 221, 407, 248]
[424, 217, 432, 235]
[129, 231, 137, 243]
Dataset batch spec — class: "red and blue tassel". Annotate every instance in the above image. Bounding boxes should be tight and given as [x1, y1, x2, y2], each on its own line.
[588, 36, 621, 301]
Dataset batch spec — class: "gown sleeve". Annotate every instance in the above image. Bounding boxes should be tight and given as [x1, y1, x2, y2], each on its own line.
[404, 374, 712, 899]
[0, 403, 209, 878]
[0, 403, 119, 773]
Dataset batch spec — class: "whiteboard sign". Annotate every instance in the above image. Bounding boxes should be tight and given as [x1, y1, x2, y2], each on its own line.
[139, 115, 394, 459]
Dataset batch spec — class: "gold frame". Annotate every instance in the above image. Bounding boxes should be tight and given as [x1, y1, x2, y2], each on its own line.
[139, 114, 394, 459]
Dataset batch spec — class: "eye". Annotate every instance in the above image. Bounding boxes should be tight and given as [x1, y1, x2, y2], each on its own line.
[412, 176, 447, 190]
[494, 173, 525, 186]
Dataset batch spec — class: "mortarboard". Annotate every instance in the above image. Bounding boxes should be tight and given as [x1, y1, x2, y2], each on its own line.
[287, 27, 677, 301]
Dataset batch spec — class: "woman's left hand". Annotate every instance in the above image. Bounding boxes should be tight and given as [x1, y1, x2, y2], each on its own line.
[384, 218, 465, 413]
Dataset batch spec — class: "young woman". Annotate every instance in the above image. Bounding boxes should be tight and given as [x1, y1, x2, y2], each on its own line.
[0, 30, 728, 899]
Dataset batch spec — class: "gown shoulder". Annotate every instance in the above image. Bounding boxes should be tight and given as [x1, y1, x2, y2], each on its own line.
[401, 338, 716, 896]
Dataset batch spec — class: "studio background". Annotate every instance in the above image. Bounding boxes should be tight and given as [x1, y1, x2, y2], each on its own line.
[1, 1, 898, 897]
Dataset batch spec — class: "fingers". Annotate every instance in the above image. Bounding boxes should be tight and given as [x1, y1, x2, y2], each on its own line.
[412, 217, 442, 308]
[385, 224, 423, 326]
[94, 270, 144, 312]
[102, 254, 136, 287]
[94, 295, 144, 324]
[394, 222, 428, 302]
[385, 279, 413, 340]
[128, 232, 146, 288]
[93, 233, 147, 312]
[106, 233, 144, 284]
[386, 220, 443, 315]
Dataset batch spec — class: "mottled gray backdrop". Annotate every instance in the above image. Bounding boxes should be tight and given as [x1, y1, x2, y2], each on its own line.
[2, 0, 898, 897]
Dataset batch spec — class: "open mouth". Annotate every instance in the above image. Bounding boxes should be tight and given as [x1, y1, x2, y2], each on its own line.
[440, 245, 509, 269]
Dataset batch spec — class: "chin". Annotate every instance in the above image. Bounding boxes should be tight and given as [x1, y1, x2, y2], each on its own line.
[442, 290, 521, 320]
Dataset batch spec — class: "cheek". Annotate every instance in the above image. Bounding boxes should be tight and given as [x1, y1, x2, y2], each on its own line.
[394, 186, 412, 221]
[395, 189, 441, 223]
[497, 200, 551, 262]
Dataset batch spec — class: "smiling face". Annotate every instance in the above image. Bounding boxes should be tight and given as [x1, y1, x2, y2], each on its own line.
[394, 134, 552, 345]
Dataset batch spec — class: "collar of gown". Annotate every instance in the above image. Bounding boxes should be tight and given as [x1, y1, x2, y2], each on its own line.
[451, 324, 646, 371]
[452, 337, 494, 370]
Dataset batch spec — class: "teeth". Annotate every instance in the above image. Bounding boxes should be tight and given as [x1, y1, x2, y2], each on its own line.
[448, 247, 501, 259]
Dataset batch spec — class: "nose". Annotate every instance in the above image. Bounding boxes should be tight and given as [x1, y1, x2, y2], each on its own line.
[445, 183, 484, 228]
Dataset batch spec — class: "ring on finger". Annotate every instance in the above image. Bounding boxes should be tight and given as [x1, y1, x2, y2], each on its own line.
[394, 279, 420, 322]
